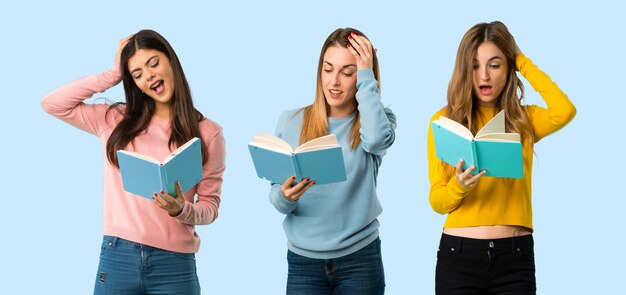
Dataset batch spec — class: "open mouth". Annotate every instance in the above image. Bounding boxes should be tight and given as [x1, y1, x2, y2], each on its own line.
[479, 85, 493, 95]
[328, 89, 342, 98]
[150, 80, 164, 94]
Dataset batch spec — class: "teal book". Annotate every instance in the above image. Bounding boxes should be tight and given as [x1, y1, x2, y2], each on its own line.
[117, 137, 203, 199]
[432, 110, 523, 178]
[248, 132, 347, 185]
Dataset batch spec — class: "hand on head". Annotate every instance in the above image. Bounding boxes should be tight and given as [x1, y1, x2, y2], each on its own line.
[347, 32, 375, 70]
[113, 36, 132, 78]
[514, 43, 522, 56]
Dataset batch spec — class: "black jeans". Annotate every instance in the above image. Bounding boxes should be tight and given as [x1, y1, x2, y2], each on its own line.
[436, 233, 536, 295]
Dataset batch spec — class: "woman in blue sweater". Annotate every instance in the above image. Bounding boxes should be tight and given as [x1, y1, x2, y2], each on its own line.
[269, 28, 396, 294]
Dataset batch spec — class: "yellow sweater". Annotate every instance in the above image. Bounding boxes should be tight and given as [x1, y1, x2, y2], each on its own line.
[427, 54, 576, 231]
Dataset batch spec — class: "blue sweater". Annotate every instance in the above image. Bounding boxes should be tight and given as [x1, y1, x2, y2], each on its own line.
[269, 69, 396, 259]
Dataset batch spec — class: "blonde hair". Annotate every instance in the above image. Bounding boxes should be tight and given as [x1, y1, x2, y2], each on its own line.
[299, 28, 380, 150]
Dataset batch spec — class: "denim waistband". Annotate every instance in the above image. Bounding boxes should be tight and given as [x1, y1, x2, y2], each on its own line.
[102, 235, 159, 251]
[440, 233, 533, 253]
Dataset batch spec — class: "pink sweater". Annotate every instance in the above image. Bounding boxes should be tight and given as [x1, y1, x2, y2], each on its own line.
[41, 68, 225, 253]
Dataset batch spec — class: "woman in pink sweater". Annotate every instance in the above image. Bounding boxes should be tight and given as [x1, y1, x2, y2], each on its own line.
[41, 30, 225, 294]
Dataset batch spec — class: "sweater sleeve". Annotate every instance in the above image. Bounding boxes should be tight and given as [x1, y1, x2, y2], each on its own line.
[41, 68, 122, 135]
[268, 111, 299, 214]
[175, 127, 226, 225]
[269, 183, 298, 214]
[517, 54, 577, 142]
[356, 69, 397, 155]
[427, 111, 473, 214]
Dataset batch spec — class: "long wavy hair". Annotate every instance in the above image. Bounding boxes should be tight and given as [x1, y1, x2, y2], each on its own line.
[105, 30, 208, 167]
[299, 28, 380, 150]
[443, 21, 533, 177]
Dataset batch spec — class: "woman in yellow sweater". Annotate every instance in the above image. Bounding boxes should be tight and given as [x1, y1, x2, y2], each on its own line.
[427, 21, 576, 294]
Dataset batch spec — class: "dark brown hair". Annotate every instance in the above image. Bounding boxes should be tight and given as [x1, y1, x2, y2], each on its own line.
[106, 30, 207, 167]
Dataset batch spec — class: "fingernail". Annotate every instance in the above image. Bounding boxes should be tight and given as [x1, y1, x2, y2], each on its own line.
[312, 181, 316, 185]
[291, 176, 296, 180]
[348, 35, 352, 40]
[347, 44, 351, 48]
[305, 178, 310, 182]
[160, 190, 165, 194]
[351, 32, 356, 36]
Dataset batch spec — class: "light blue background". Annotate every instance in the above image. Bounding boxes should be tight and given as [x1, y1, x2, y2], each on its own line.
[1, 0, 624, 293]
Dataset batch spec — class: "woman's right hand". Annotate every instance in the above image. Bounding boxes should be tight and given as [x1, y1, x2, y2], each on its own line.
[281, 176, 315, 202]
[455, 159, 486, 189]
[113, 36, 132, 77]
[347, 32, 374, 70]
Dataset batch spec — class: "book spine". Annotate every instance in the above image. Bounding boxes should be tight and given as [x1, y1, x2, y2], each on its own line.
[291, 154, 302, 181]
[470, 140, 479, 172]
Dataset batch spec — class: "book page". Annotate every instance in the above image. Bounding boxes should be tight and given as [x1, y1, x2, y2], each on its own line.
[249, 132, 293, 154]
[476, 110, 505, 138]
[296, 144, 338, 153]
[477, 133, 520, 142]
[294, 134, 339, 153]
[117, 150, 160, 165]
[435, 116, 474, 140]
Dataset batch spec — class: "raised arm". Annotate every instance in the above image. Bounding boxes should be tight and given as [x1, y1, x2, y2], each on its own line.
[356, 70, 396, 155]
[348, 33, 396, 155]
[41, 37, 129, 135]
[517, 53, 577, 142]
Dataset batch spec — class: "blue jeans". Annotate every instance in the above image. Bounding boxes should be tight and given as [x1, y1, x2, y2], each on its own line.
[93, 236, 200, 295]
[436, 233, 536, 294]
[287, 238, 385, 295]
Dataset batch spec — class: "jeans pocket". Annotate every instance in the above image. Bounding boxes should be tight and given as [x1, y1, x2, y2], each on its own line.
[517, 246, 535, 259]
[165, 250, 196, 261]
[99, 236, 115, 257]
[436, 245, 459, 259]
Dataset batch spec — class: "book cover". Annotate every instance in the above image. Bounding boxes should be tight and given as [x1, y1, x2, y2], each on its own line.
[117, 137, 203, 198]
[248, 132, 347, 185]
[431, 110, 523, 178]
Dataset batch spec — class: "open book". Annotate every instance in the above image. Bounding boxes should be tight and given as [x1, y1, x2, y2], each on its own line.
[431, 110, 523, 178]
[248, 132, 347, 185]
[117, 137, 203, 199]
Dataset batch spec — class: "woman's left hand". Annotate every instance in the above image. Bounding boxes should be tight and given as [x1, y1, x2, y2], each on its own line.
[347, 32, 375, 70]
[153, 181, 185, 216]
